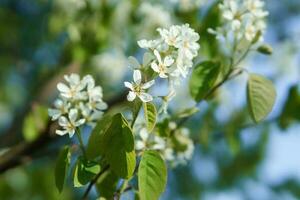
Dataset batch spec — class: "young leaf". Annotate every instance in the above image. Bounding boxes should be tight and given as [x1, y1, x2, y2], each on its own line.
[96, 170, 119, 199]
[247, 73, 276, 123]
[55, 146, 71, 193]
[138, 150, 167, 200]
[143, 102, 157, 132]
[189, 61, 220, 102]
[73, 157, 101, 187]
[86, 115, 112, 160]
[102, 113, 136, 179]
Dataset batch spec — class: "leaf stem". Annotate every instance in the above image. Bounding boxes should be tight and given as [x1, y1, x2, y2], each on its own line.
[75, 129, 86, 158]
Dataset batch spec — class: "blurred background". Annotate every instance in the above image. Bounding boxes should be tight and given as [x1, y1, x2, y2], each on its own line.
[0, 0, 299, 199]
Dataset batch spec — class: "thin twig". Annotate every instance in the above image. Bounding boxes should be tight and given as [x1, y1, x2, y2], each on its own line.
[82, 165, 110, 200]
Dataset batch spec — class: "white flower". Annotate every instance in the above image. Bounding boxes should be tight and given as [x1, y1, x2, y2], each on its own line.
[135, 128, 166, 151]
[137, 39, 160, 49]
[49, 73, 107, 136]
[48, 99, 70, 120]
[151, 50, 174, 78]
[56, 109, 85, 138]
[158, 26, 180, 46]
[245, 0, 268, 18]
[57, 73, 86, 100]
[245, 23, 257, 41]
[124, 70, 155, 102]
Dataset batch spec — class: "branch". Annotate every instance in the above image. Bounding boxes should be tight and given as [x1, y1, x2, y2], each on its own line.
[82, 165, 110, 200]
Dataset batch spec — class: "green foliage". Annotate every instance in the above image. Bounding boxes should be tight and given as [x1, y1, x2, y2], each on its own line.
[102, 113, 136, 179]
[279, 85, 300, 129]
[174, 107, 199, 119]
[86, 115, 112, 160]
[55, 146, 71, 193]
[257, 44, 273, 55]
[23, 105, 48, 142]
[96, 170, 119, 199]
[73, 157, 101, 187]
[138, 150, 167, 200]
[247, 73, 276, 123]
[143, 102, 157, 133]
[189, 61, 220, 102]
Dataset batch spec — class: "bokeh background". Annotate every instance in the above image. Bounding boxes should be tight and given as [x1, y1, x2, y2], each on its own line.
[0, 0, 299, 199]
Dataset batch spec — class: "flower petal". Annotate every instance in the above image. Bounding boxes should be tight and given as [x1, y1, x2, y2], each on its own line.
[151, 62, 160, 73]
[127, 91, 136, 101]
[141, 80, 155, 89]
[57, 83, 70, 93]
[138, 92, 153, 102]
[124, 81, 134, 90]
[68, 109, 78, 123]
[133, 70, 142, 84]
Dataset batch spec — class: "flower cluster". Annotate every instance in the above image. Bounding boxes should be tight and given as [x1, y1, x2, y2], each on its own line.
[125, 24, 200, 106]
[48, 74, 107, 137]
[138, 24, 200, 78]
[135, 121, 194, 167]
[208, 0, 268, 44]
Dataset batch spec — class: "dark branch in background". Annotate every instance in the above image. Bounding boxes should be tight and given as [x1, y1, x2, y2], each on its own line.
[0, 91, 127, 174]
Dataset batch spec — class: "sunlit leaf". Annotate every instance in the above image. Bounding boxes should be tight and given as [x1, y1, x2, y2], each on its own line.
[138, 150, 167, 200]
[247, 73, 276, 123]
[143, 102, 157, 133]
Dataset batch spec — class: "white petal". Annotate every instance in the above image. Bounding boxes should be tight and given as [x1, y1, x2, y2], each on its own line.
[68, 129, 75, 138]
[48, 109, 61, 120]
[68, 109, 78, 123]
[136, 141, 145, 150]
[58, 116, 69, 127]
[133, 70, 142, 84]
[127, 91, 136, 101]
[151, 62, 160, 73]
[153, 49, 162, 64]
[164, 56, 174, 66]
[138, 92, 153, 102]
[57, 83, 70, 93]
[159, 72, 168, 79]
[140, 128, 149, 141]
[124, 81, 134, 90]
[141, 80, 155, 89]
[95, 101, 108, 110]
[56, 130, 68, 136]
[74, 118, 85, 127]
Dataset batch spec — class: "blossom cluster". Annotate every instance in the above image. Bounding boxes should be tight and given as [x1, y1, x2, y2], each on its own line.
[208, 0, 268, 44]
[125, 24, 200, 107]
[48, 74, 107, 137]
[135, 122, 194, 167]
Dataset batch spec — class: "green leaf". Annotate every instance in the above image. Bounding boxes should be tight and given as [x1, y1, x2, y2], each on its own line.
[96, 170, 119, 199]
[102, 113, 136, 179]
[247, 73, 276, 123]
[86, 115, 113, 160]
[257, 44, 273, 55]
[189, 61, 220, 102]
[138, 150, 167, 200]
[143, 102, 157, 132]
[174, 107, 199, 118]
[55, 146, 71, 193]
[73, 157, 101, 187]
[23, 104, 48, 141]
